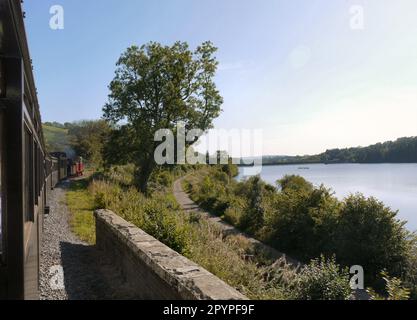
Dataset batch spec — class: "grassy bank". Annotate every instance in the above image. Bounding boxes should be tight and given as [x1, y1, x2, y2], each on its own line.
[62, 168, 286, 299]
[66, 178, 96, 245]
[66, 164, 415, 300]
[63, 166, 355, 300]
[88, 177, 291, 299]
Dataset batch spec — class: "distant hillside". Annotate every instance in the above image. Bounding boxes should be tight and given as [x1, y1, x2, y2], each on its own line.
[261, 136, 417, 165]
[262, 154, 322, 165]
[42, 124, 71, 153]
[320, 136, 417, 164]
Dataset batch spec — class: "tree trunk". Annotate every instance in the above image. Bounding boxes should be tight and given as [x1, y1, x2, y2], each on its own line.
[134, 161, 154, 194]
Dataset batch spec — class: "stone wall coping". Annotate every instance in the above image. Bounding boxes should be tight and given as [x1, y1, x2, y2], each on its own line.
[94, 209, 247, 300]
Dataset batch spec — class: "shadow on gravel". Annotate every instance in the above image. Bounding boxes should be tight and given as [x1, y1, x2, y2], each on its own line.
[60, 242, 116, 300]
[60, 242, 136, 300]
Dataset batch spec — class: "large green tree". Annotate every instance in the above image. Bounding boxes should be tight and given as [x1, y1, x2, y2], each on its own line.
[103, 41, 223, 192]
[68, 120, 111, 167]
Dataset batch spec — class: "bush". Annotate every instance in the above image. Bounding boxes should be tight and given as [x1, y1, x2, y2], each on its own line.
[185, 218, 288, 300]
[224, 197, 246, 226]
[149, 169, 174, 191]
[221, 163, 239, 178]
[262, 182, 339, 261]
[403, 235, 417, 298]
[186, 170, 416, 295]
[90, 180, 190, 254]
[213, 170, 230, 184]
[238, 176, 275, 235]
[193, 175, 231, 215]
[90, 180, 123, 208]
[335, 194, 410, 286]
[368, 271, 411, 300]
[292, 256, 352, 300]
[278, 175, 313, 192]
[140, 197, 190, 254]
[102, 164, 135, 186]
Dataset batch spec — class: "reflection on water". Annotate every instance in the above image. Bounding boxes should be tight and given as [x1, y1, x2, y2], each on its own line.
[238, 164, 417, 231]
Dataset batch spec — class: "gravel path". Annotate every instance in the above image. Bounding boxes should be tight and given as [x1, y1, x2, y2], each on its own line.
[39, 180, 124, 300]
[173, 176, 300, 266]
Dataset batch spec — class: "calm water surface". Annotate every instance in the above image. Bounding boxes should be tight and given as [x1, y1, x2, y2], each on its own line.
[238, 164, 417, 231]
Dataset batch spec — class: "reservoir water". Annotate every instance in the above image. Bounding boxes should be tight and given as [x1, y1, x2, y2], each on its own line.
[238, 164, 417, 231]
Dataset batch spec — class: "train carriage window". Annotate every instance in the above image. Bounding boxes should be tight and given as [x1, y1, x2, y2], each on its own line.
[24, 128, 34, 222]
[0, 111, 4, 260]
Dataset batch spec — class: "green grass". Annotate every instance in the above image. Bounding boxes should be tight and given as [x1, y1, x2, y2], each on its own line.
[63, 166, 294, 299]
[66, 178, 96, 244]
[88, 174, 291, 299]
[43, 124, 68, 134]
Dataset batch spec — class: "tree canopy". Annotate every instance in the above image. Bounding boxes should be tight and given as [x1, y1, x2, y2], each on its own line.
[103, 41, 223, 192]
[68, 120, 111, 166]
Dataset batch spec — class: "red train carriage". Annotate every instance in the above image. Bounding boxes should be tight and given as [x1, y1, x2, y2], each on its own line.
[67, 157, 84, 177]
[76, 157, 84, 176]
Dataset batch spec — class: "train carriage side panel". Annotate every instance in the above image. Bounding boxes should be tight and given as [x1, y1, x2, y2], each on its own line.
[0, 0, 49, 299]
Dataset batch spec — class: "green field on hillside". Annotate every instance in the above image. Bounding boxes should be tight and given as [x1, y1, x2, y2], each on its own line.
[43, 124, 70, 153]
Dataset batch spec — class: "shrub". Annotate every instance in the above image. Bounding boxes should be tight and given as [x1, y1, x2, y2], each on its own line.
[90, 180, 123, 209]
[149, 170, 174, 190]
[403, 235, 417, 298]
[278, 175, 313, 192]
[224, 197, 246, 226]
[104, 164, 135, 186]
[221, 163, 239, 178]
[368, 271, 411, 300]
[238, 176, 275, 235]
[185, 218, 288, 300]
[90, 180, 190, 254]
[193, 175, 230, 215]
[186, 170, 416, 295]
[213, 170, 230, 184]
[262, 184, 339, 261]
[292, 256, 352, 300]
[335, 194, 410, 287]
[140, 197, 190, 254]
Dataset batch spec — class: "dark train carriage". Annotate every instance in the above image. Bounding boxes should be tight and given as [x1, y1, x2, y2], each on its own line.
[51, 157, 59, 187]
[0, 0, 51, 299]
[50, 152, 68, 181]
[44, 156, 56, 214]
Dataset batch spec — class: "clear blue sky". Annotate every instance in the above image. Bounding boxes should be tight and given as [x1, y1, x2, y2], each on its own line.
[24, 0, 417, 155]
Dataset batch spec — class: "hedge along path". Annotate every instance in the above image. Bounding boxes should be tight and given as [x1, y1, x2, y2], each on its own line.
[173, 175, 373, 301]
[173, 175, 301, 268]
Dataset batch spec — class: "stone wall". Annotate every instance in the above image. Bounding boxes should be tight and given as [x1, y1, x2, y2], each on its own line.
[94, 209, 247, 300]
